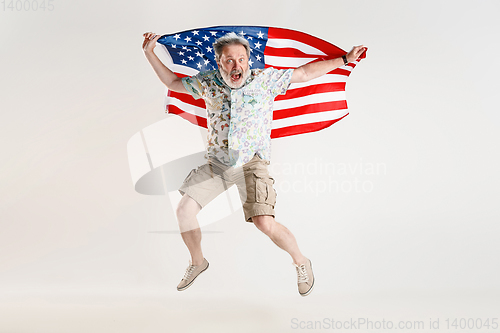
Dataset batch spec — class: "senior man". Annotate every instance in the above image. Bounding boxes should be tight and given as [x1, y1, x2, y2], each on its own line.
[142, 31, 365, 296]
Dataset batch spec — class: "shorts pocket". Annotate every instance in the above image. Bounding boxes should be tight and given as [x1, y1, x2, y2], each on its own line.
[183, 168, 197, 184]
[253, 173, 277, 207]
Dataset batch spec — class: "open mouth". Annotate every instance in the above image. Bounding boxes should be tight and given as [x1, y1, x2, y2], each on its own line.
[221, 68, 248, 88]
[230, 71, 242, 81]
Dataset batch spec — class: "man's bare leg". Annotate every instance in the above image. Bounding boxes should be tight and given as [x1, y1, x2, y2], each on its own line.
[176, 194, 204, 266]
[251, 215, 307, 265]
[252, 215, 314, 296]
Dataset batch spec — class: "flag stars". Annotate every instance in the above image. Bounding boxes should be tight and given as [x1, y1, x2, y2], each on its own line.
[167, 29, 269, 71]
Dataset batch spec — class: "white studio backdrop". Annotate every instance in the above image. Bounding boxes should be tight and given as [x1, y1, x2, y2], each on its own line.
[1, 0, 499, 332]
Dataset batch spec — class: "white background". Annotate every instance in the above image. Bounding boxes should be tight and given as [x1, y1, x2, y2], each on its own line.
[1, 0, 499, 332]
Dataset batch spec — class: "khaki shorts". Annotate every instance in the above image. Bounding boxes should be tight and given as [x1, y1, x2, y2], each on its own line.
[179, 154, 277, 222]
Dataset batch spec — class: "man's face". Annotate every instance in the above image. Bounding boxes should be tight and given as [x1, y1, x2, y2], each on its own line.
[217, 43, 250, 89]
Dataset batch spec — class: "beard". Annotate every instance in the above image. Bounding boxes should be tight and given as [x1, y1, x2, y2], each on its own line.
[219, 66, 251, 89]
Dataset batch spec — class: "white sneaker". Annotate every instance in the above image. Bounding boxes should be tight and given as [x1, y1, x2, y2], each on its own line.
[177, 258, 209, 291]
[294, 259, 314, 296]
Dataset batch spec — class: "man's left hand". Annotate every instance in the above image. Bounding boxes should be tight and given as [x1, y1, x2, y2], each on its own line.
[346, 45, 367, 63]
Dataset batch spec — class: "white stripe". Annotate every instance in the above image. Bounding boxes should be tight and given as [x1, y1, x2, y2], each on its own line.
[272, 108, 349, 129]
[266, 38, 327, 56]
[170, 64, 199, 76]
[164, 96, 206, 117]
[288, 74, 349, 90]
[274, 91, 346, 110]
[264, 55, 316, 68]
[340, 64, 354, 72]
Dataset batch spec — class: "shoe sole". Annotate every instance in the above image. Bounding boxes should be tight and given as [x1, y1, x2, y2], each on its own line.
[177, 262, 209, 291]
[299, 260, 315, 297]
[300, 283, 314, 297]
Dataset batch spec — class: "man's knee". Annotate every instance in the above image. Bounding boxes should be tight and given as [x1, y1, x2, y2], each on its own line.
[252, 215, 275, 235]
[176, 195, 201, 221]
[175, 204, 190, 222]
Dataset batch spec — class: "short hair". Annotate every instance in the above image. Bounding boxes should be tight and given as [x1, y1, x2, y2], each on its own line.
[213, 32, 251, 63]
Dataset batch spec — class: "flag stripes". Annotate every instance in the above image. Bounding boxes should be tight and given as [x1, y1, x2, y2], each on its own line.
[158, 26, 365, 138]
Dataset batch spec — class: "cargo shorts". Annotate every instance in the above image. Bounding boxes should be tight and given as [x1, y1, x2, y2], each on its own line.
[179, 154, 277, 222]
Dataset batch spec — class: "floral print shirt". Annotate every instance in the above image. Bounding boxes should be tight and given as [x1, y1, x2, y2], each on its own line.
[181, 67, 294, 167]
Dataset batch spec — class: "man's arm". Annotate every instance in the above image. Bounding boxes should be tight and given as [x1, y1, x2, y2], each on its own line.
[142, 32, 187, 94]
[291, 45, 366, 84]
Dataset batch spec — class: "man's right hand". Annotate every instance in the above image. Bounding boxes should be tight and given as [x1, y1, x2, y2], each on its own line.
[141, 31, 188, 94]
[142, 32, 161, 53]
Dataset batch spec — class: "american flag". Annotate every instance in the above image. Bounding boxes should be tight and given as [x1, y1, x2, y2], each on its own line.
[157, 26, 366, 138]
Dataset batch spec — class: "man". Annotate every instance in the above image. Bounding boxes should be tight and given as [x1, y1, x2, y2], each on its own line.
[142, 31, 366, 296]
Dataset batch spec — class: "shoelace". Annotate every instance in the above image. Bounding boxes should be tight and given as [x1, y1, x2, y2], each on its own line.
[294, 263, 309, 283]
[182, 263, 196, 281]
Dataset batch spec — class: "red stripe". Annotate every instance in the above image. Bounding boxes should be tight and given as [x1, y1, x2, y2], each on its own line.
[331, 68, 353, 76]
[273, 100, 347, 120]
[167, 105, 208, 128]
[268, 27, 346, 57]
[271, 115, 348, 139]
[275, 82, 345, 101]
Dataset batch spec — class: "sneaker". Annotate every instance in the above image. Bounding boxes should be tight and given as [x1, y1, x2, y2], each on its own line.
[177, 258, 209, 291]
[293, 259, 314, 296]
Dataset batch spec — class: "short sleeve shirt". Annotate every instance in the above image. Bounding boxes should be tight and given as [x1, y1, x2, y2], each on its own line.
[181, 67, 294, 167]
